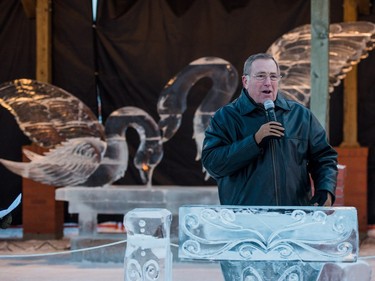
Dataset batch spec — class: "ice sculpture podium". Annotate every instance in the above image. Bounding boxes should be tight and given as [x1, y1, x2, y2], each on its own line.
[178, 205, 370, 281]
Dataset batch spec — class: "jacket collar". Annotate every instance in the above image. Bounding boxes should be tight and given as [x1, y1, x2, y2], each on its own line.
[237, 89, 291, 115]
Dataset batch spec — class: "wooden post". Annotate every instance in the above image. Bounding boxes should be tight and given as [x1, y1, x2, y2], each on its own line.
[36, 0, 52, 83]
[310, 0, 369, 233]
[22, 0, 64, 239]
[335, 0, 369, 234]
[341, 0, 359, 147]
[310, 0, 330, 129]
[22, 145, 64, 240]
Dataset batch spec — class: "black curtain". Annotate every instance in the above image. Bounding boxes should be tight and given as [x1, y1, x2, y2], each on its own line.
[3, 0, 375, 225]
[90, 0, 327, 186]
[0, 1, 35, 224]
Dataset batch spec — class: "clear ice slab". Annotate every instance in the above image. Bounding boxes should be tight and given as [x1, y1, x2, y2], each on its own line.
[179, 205, 360, 281]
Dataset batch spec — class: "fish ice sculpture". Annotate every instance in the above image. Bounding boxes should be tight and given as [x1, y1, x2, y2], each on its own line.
[0, 79, 163, 187]
[268, 21, 375, 106]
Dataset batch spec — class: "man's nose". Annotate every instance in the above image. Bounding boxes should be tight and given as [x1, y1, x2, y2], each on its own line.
[263, 76, 272, 84]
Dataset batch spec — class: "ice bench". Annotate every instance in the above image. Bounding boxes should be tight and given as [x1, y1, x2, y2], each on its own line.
[178, 205, 371, 281]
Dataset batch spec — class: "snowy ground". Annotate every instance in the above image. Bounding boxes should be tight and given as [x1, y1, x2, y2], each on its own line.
[0, 226, 374, 281]
[0, 225, 224, 281]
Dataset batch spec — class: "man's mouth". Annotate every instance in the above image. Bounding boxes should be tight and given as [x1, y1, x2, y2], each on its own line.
[262, 90, 272, 94]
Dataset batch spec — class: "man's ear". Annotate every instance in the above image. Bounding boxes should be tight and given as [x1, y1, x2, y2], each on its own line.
[242, 75, 249, 87]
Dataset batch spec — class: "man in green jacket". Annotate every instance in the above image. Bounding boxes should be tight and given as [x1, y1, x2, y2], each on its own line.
[202, 53, 338, 207]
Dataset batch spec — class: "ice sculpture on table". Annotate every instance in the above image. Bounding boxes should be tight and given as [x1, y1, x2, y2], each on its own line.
[179, 205, 360, 281]
[0, 57, 238, 186]
[124, 208, 172, 281]
[0, 79, 162, 187]
[84, 106, 163, 187]
[267, 21, 375, 106]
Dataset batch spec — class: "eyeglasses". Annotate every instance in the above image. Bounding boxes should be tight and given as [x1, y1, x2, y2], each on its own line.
[251, 72, 282, 81]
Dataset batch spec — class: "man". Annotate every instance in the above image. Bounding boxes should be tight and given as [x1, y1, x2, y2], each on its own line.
[202, 53, 338, 207]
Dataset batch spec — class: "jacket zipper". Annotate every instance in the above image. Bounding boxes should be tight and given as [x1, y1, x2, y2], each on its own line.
[270, 139, 279, 205]
[265, 107, 280, 205]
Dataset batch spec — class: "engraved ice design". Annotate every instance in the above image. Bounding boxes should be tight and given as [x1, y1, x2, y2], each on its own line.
[179, 206, 358, 262]
[179, 206, 359, 281]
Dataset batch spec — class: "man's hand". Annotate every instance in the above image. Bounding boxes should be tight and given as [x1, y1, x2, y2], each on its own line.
[255, 121, 285, 145]
[310, 190, 333, 206]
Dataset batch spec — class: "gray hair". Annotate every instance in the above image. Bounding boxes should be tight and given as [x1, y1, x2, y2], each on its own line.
[243, 53, 280, 76]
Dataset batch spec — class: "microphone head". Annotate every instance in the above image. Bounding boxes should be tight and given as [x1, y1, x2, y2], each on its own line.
[264, 99, 275, 110]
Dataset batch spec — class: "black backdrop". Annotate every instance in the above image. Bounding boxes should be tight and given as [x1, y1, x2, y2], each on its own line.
[1, 0, 375, 225]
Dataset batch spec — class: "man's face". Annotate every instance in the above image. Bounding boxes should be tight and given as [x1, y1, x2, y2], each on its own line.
[242, 59, 280, 104]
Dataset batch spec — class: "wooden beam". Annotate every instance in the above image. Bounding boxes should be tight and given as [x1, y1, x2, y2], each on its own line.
[36, 0, 52, 83]
[339, 0, 368, 234]
[310, 0, 330, 130]
[340, 0, 359, 147]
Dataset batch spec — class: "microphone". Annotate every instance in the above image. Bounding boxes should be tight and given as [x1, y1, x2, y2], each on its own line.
[264, 100, 277, 122]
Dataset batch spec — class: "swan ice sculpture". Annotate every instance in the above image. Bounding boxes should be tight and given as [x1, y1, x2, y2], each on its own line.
[0, 79, 163, 187]
[0, 57, 238, 186]
[157, 57, 239, 179]
[158, 57, 239, 162]
[268, 21, 375, 106]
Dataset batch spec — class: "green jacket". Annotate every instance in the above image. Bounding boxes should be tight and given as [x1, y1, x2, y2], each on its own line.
[202, 89, 338, 206]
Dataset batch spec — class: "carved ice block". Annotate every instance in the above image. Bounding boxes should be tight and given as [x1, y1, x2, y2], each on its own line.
[179, 206, 359, 281]
[124, 208, 172, 281]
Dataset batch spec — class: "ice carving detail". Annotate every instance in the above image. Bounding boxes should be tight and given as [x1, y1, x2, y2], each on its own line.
[267, 21, 375, 106]
[0, 79, 163, 187]
[179, 206, 358, 262]
[179, 206, 360, 281]
[0, 57, 238, 186]
[157, 57, 238, 179]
